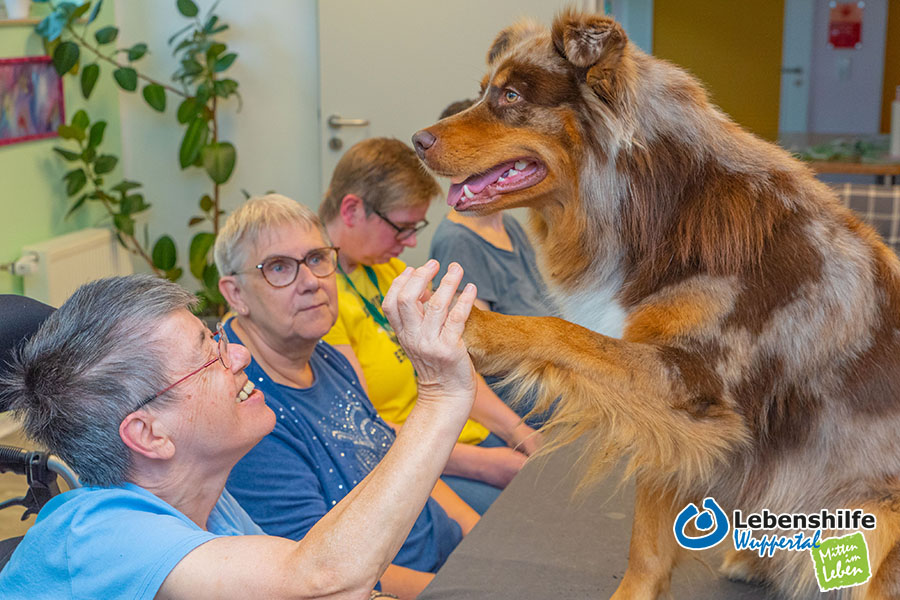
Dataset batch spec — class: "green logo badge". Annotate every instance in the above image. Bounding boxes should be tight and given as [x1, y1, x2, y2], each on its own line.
[811, 532, 871, 592]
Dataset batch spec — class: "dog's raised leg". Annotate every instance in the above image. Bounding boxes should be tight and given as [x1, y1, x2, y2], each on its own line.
[462, 308, 747, 490]
[611, 479, 682, 600]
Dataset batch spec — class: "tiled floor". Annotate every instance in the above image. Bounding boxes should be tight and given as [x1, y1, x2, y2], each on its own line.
[0, 429, 43, 539]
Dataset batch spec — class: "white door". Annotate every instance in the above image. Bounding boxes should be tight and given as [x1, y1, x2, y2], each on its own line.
[317, 0, 594, 268]
[778, 0, 814, 134]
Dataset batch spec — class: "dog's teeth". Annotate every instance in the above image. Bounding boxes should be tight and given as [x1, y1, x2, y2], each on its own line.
[498, 176, 506, 182]
[508, 168, 518, 176]
[514, 161, 527, 170]
[463, 184, 475, 199]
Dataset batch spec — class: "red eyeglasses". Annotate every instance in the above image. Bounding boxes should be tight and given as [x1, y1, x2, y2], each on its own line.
[134, 322, 230, 410]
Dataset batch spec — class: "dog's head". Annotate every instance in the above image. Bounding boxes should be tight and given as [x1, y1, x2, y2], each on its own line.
[412, 9, 638, 214]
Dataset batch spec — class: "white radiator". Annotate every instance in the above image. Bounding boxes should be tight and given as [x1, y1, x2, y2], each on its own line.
[21, 228, 134, 307]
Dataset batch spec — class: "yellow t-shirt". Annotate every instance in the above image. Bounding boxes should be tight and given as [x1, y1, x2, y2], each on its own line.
[324, 258, 490, 445]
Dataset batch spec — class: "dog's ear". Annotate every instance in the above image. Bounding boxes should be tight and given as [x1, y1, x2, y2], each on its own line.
[487, 19, 545, 66]
[551, 9, 628, 102]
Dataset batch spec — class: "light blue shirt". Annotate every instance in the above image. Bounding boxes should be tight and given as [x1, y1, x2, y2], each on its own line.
[0, 483, 262, 599]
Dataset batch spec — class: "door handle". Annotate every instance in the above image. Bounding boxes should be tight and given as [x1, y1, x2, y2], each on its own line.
[327, 115, 370, 129]
[781, 67, 803, 75]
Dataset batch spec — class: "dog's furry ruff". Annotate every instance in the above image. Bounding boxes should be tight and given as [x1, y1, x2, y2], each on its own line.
[414, 9, 900, 600]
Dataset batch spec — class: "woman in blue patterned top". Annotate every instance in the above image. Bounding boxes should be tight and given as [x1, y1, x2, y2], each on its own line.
[215, 194, 479, 599]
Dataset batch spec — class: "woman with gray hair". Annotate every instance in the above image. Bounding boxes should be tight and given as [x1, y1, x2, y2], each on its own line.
[214, 194, 479, 599]
[0, 255, 478, 598]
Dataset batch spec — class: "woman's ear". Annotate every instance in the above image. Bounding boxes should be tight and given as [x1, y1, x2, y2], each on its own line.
[339, 194, 365, 227]
[120, 411, 176, 461]
[219, 275, 248, 315]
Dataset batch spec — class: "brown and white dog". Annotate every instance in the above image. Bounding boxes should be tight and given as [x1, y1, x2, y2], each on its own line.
[412, 9, 900, 600]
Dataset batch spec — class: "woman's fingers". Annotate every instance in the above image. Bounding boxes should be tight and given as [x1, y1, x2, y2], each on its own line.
[422, 262, 463, 332]
[382, 266, 414, 327]
[443, 282, 476, 342]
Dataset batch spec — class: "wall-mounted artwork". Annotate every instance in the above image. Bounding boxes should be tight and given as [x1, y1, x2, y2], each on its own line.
[0, 56, 65, 146]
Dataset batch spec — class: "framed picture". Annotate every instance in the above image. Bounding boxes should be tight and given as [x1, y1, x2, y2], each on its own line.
[0, 56, 65, 146]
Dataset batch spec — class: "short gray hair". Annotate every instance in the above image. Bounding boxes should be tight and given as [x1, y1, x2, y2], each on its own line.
[0, 275, 196, 487]
[214, 194, 330, 278]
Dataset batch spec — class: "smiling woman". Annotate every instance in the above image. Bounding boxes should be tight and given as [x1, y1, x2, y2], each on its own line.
[213, 194, 477, 599]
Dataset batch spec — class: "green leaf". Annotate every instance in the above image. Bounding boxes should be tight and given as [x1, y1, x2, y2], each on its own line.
[64, 169, 87, 196]
[87, 0, 104, 23]
[71, 109, 89, 131]
[113, 67, 138, 91]
[177, 0, 199, 17]
[52, 41, 79, 76]
[88, 121, 106, 149]
[94, 25, 118, 45]
[206, 42, 226, 60]
[180, 58, 203, 77]
[71, 3, 91, 19]
[53, 147, 81, 161]
[81, 63, 100, 99]
[195, 83, 211, 105]
[176, 98, 199, 124]
[58, 124, 85, 142]
[142, 84, 166, 112]
[203, 14, 219, 34]
[179, 118, 208, 168]
[113, 214, 135, 237]
[165, 267, 184, 282]
[81, 146, 96, 162]
[127, 43, 148, 61]
[94, 155, 118, 175]
[201, 142, 236, 184]
[121, 193, 146, 215]
[213, 78, 238, 98]
[213, 53, 237, 73]
[65, 193, 89, 219]
[188, 216, 205, 226]
[189, 232, 216, 279]
[202, 262, 220, 291]
[199, 194, 213, 212]
[111, 180, 142, 194]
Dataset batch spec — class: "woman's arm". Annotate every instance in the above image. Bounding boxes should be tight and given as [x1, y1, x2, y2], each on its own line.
[430, 479, 479, 535]
[158, 262, 478, 600]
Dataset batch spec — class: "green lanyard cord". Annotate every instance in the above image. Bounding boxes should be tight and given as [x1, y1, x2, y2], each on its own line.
[338, 265, 394, 333]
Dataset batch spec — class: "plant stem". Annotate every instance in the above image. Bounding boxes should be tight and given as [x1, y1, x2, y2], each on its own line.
[65, 25, 186, 98]
[211, 93, 220, 235]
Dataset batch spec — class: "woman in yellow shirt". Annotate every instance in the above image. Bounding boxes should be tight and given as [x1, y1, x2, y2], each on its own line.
[320, 138, 540, 514]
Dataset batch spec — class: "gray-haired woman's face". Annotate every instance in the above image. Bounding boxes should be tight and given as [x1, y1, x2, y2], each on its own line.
[238, 222, 339, 348]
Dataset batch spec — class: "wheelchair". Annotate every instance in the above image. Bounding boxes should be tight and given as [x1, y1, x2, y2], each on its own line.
[0, 295, 80, 569]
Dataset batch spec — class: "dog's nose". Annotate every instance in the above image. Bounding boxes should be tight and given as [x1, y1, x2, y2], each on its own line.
[412, 130, 436, 159]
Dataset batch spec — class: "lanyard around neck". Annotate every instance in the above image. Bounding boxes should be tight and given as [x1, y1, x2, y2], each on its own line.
[339, 265, 393, 333]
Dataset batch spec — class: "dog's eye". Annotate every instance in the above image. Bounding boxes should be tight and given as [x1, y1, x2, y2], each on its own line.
[503, 89, 520, 104]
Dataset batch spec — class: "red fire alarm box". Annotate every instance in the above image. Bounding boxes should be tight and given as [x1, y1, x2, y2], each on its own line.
[829, 2, 863, 49]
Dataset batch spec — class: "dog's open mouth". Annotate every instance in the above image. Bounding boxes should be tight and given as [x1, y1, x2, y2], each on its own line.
[447, 158, 548, 211]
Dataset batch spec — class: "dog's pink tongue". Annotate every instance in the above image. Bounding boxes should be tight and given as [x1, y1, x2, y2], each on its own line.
[447, 162, 515, 207]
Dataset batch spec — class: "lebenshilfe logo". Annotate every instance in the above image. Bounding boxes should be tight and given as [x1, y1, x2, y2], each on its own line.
[673, 498, 876, 592]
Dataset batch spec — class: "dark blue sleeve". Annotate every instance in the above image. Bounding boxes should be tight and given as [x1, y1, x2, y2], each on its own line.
[226, 427, 328, 542]
[430, 222, 500, 306]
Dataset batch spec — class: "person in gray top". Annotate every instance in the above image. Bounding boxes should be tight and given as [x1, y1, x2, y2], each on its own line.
[430, 212, 555, 318]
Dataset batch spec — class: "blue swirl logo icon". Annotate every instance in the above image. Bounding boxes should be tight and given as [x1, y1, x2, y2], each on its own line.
[673, 497, 729, 550]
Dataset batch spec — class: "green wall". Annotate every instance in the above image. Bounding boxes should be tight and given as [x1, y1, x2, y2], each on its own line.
[0, 2, 123, 294]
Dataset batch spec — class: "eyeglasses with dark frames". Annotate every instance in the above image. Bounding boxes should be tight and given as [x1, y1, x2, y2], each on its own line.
[371, 207, 429, 241]
[135, 322, 230, 411]
[231, 247, 339, 288]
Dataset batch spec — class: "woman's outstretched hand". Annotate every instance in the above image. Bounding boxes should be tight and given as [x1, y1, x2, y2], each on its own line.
[382, 260, 477, 408]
